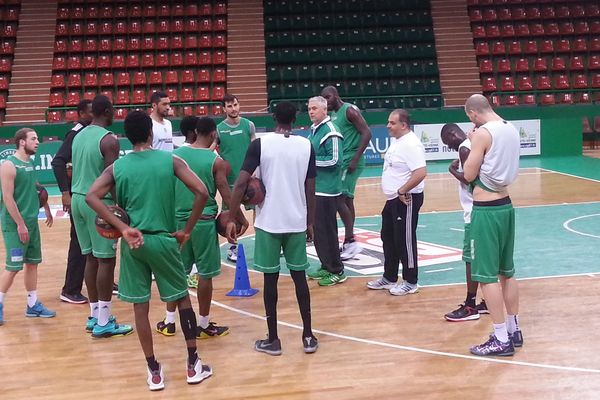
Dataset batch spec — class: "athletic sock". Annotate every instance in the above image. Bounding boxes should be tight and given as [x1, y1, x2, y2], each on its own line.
[89, 302, 99, 318]
[27, 290, 37, 307]
[187, 347, 198, 366]
[290, 270, 312, 338]
[146, 355, 159, 371]
[198, 315, 210, 329]
[263, 272, 279, 342]
[190, 264, 198, 274]
[465, 292, 477, 308]
[178, 306, 198, 341]
[165, 310, 176, 324]
[506, 314, 520, 334]
[493, 322, 509, 343]
[344, 236, 355, 244]
[0, 291, 6, 303]
[98, 300, 111, 326]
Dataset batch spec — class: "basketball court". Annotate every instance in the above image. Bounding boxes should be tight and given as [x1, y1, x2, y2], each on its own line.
[2, 155, 600, 399]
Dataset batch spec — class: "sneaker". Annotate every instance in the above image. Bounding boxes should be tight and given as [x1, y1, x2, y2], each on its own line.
[0, 302, 3, 326]
[187, 274, 198, 289]
[92, 319, 134, 339]
[389, 281, 419, 296]
[303, 336, 318, 354]
[476, 300, 489, 314]
[470, 335, 515, 357]
[187, 358, 213, 384]
[60, 292, 88, 304]
[444, 304, 480, 322]
[366, 277, 395, 290]
[112, 283, 119, 296]
[147, 365, 165, 391]
[509, 330, 524, 348]
[227, 245, 237, 262]
[318, 271, 347, 286]
[156, 319, 176, 336]
[25, 301, 56, 318]
[86, 316, 97, 332]
[307, 267, 330, 280]
[254, 337, 282, 356]
[197, 322, 229, 339]
[340, 241, 362, 261]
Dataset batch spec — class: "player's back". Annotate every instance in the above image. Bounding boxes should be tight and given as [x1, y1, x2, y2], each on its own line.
[173, 146, 217, 219]
[71, 124, 112, 196]
[480, 120, 520, 191]
[113, 150, 176, 234]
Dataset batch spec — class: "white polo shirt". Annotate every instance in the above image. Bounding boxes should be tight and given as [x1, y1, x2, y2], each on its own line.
[381, 131, 426, 200]
[152, 118, 173, 152]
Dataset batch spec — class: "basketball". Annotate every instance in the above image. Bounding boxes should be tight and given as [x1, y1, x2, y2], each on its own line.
[216, 210, 242, 238]
[37, 185, 48, 208]
[243, 177, 266, 206]
[95, 205, 130, 239]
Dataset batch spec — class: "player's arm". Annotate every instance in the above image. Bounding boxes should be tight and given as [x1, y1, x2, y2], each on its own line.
[214, 157, 233, 209]
[463, 128, 491, 183]
[397, 167, 427, 196]
[100, 133, 121, 201]
[0, 161, 28, 243]
[346, 107, 372, 172]
[249, 121, 256, 141]
[36, 182, 53, 227]
[173, 155, 209, 245]
[305, 146, 317, 241]
[51, 130, 75, 212]
[315, 134, 341, 168]
[448, 147, 471, 186]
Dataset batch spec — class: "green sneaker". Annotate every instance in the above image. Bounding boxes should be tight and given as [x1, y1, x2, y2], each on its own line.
[187, 274, 199, 289]
[318, 271, 348, 286]
[307, 268, 329, 280]
[91, 319, 133, 339]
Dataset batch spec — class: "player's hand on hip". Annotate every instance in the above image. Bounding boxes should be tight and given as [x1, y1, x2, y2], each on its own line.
[123, 228, 144, 249]
[61, 192, 72, 213]
[171, 230, 190, 249]
[17, 223, 29, 244]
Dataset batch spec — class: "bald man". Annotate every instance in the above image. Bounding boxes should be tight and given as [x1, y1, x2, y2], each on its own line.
[462, 94, 522, 357]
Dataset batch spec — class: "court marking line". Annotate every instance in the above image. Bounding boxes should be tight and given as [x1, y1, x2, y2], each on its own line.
[540, 167, 600, 184]
[562, 214, 600, 239]
[204, 297, 600, 374]
[356, 171, 549, 188]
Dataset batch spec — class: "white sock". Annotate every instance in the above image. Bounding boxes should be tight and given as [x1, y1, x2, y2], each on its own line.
[198, 315, 210, 329]
[506, 314, 520, 334]
[27, 291, 38, 307]
[98, 300, 111, 326]
[493, 322, 509, 343]
[190, 264, 198, 274]
[0, 291, 5, 303]
[165, 311, 176, 324]
[90, 302, 99, 318]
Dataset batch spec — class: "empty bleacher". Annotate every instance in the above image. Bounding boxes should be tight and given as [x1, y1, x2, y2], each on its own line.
[0, 0, 21, 123]
[469, 0, 600, 106]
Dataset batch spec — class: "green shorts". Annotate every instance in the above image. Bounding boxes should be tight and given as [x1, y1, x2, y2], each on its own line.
[118, 233, 188, 303]
[178, 219, 221, 279]
[341, 157, 364, 198]
[470, 203, 515, 283]
[254, 228, 309, 273]
[462, 223, 471, 263]
[71, 193, 117, 259]
[2, 221, 42, 271]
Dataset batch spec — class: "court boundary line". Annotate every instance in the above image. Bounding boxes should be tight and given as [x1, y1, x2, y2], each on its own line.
[540, 167, 600, 184]
[200, 296, 600, 374]
[563, 214, 600, 239]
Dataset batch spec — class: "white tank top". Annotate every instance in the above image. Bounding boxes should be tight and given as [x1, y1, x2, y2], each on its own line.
[458, 138, 473, 223]
[479, 120, 520, 192]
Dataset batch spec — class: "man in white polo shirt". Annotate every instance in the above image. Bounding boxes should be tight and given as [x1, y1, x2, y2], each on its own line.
[367, 109, 426, 295]
[150, 91, 173, 152]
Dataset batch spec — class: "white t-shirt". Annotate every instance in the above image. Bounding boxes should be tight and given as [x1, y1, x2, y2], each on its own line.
[381, 131, 426, 200]
[458, 138, 473, 224]
[152, 118, 173, 152]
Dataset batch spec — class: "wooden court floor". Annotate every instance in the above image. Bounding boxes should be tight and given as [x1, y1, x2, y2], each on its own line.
[2, 166, 600, 399]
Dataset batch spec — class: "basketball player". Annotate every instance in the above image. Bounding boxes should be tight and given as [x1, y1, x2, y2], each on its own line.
[440, 124, 488, 321]
[52, 99, 93, 304]
[0, 128, 55, 325]
[216, 94, 256, 262]
[156, 116, 244, 339]
[227, 101, 318, 355]
[305, 96, 346, 286]
[71, 95, 133, 338]
[321, 86, 372, 260]
[86, 111, 212, 390]
[462, 94, 523, 356]
[150, 91, 173, 151]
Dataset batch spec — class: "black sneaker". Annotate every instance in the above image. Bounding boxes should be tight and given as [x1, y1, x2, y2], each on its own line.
[509, 330, 524, 348]
[303, 336, 318, 354]
[476, 300, 489, 314]
[444, 304, 480, 322]
[112, 283, 119, 296]
[254, 337, 282, 356]
[60, 292, 88, 304]
[197, 322, 229, 339]
[156, 319, 176, 336]
[470, 335, 515, 357]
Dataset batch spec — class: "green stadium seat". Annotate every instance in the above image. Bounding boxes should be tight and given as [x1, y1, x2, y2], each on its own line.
[294, 48, 310, 63]
[264, 16, 278, 31]
[265, 32, 278, 47]
[392, 44, 410, 59]
[390, 61, 407, 77]
[345, 63, 361, 79]
[362, 62, 377, 78]
[362, 13, 379, 27]
[297, 81, 313, 99]
[380, 98, 395, 108]
[362, 80, 377, 96]
[290, 16, 306, 30]
[407, 61, 423, 76]
[426, 96, 442, 108]
[410, 79, 427, 94]
[313, 64, 328, 80]
[319, 15, 334, 30]
[291, 31, 307, 46]
[396, 79, 410, 94]
[347, 30, 364, 44]
[268, 82, 283, 98]
[332, 14, 347, 29]
[266, 49, 279, 63]
[267, 66, 280, 81]
[297, 65, 312, 81]
[378, 79, 394, 95]
[330, 64, 343, 79]
[423, 60, 439, 76]
[281, 66, 297, 81]
[344, 80, 362, 97]
[277, 16, 293, 30]
[426, 78, 441, 93]
[388, 12, 406, 26]
[289, 0, 305, 14]
[282, 83, 299, 98]
[334, 29, 348, 45]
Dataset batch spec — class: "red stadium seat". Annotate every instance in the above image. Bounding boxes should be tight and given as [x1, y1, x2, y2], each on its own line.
[130, 4, 142, 17]
[517, 76, 533, 91]
[186, 19, 199, 33]
[181, 106, 194, 117]
[156, 53, 169, 68]
[213, 51, 226, 65]
[469, 9, 482, 21]
[586, 4, 600, 17]
[214, 3, 227, 15]
[114, 38, 126, 52]
[57, 7, 69, 19]
[173, 20, 184, 33]
[85, 22, 98, 36]
[143, 37, 155, 50]
[141, 53, 155, 68]
[593, 74, 600, 88]
[65, 110, 79, 122]
[213, 35, 227, 48]
[497, 8, 511, 20]
[143, 20, 156, 34]
[475, 42, 489, 56]
[514, 58, 529, 73]
[128, 37, 141, 51]
[2, 24, 17, 38]
[181, 70, 195, 83]
[47, 111, 62, 123]
[482, 8, 497, 21]
[512, 7, 526, 20]
[114, 5, 126, 18]
[551, 57, 566, 72]
[559, 22, 574, 35]
[592, 38, 600, 52]
[132, 72, 146, 86]
[526, 6, 540, 19]
[187, 4, 199, 16]
[201, 18, 213, 32]
[555, 39, 570, 53]
[158, 20, 170, 34]
[85, 6, 98, 19]
[198, 51, 212, 65]
[132, 90, 146, 104]
[503, 95, 518, 106]
[545, 23, 559, 36]
[515, 23, 530, 37]
[112, 55, 125, 69]
[589, 56, 600, 70]
[558, 93, 573, 104]
[54, 40, 67, 53]
[198, 35, 211, 48]
[572, 74, 588, 89]
[156, 36, 169, 51]
[541, 6, 555, 19]
[84, 39, 97, 52]
[521, 94, 536, 105]
[100, 5, 113, 18]
[173, 4, 184, 16]
[171, 36, 183, 50]
[115, 21, 127, 35]
[100, 22, 112, 35]
[67, 73, 82, 88]
[591, 21, 600, 34]
[572, 38, 587, 52]
[180, 87, 194, 102]
[158, 4, 170, 16]
[211, 105, 223, 115]
[472, 25, 485, 38]
[486, 24, 501, 37]
[53, 57, 67, 70]
[491, 41, 506, 55]
[144, 4, 156, 17]
[479, 59, 493, 73]
[100, 91, 113, 103]
[500, 76, 515, 91]
[197, 69, 210, 83]
[97, 55, 110, 69]
[539, 94, 555, 105]
[67, 56, 81, 70]
[557, 5, 570, 18]
[84, 73, 97, 87]
[70, 22, 82, 36]
[530, 23, 544, 36]
[195, 86, 210, 101]
[166, 88, 178, 102]
[523, 40, 537, 54]
[49, 92, 64, 107]
[170, 52, 184, 67]
[536, 75, 551, 90]
[66, 91, 81, 106]
[501, 24, 515, 37]
[574, 22, 589, 34]
[115, 90, 130, 105]
[165, 70, 179, 84]
[0, 76, 9, 89]
[116, 72, 130, 86]
[51, 74, 65, 88]
[496, 59, 511, 73]
[126, 54, 140, 69]
[539, 40, 554, 54]
[83, 91, 96, 101]
[570, 57, 585, 71]
[183, 52, 197, 66]
[99, 72, 114, 87]
[186, 35, 199, 49]
[114, 109, 128, 120]
[197, 105, 208, 116]
[482, 77, 497, 92]
[149, 71, 162, 85]
[99, 39, 112, 52]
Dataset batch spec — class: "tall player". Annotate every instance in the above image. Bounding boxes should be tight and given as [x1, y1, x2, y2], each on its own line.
[71, 95, 132, 338]
[216, 94, 256, 262]
[321, 86, 372, 260]
[463, 94, 523, 356]
[86, 111, 212, 390]
[440, 124, 487, 321]
[150, 91, 173, 152]
[0, 128, 55, 325]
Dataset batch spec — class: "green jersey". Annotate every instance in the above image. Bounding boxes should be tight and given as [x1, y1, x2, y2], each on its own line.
[308, 117, 343, 196]
[173, 146, 218, 220]
[1, 155, 38, 228]
[113, 150, 176, 234]
[217, 117, 253, 186]
[72, 124, 113, 197]
[330, 102, 363, 165]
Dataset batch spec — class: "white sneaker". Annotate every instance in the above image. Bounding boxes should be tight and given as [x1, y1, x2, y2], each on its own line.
[389, 281, 419, 296]
[147, 365, 165, 391]
[187, 358, 213, 384]
[340, 241, 362, 260]
[366, 277, 395, 290]
[227, 245, 237, 262]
